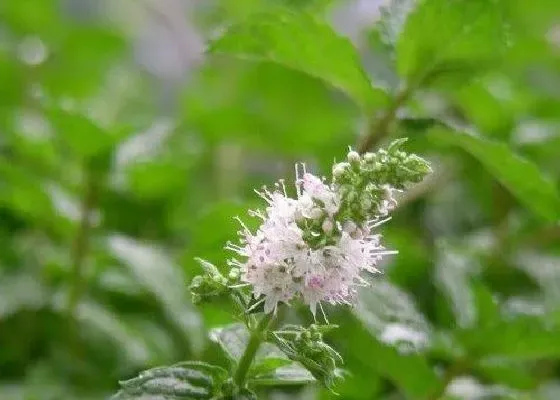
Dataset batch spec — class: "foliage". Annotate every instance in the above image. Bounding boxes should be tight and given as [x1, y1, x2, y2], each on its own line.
[1, 0, 560, 399]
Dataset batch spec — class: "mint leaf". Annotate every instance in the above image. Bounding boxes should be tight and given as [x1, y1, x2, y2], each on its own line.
[208, 9, 386, 109]
[248, 357, 292, 377]
[429, 126, 560, 221]
[209, 323, 284, 362]
[396, 0, 509, 82]
[249, 363, 315, 387]
[113, 361, 227, 399]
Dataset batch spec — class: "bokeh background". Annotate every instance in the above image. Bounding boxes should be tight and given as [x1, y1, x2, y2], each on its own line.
[1, 0, 560, 399]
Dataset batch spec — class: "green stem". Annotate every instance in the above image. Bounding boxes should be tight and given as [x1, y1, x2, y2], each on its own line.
[234, 312, 275, 387]
[67, 167, 98, 350]
[358, 86, 412, 154]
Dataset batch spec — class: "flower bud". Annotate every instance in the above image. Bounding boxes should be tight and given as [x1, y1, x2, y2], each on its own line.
[228, 268, 240, 280]
[342, 220, 357, 234]
[310, 207, 323, 220]
[321, 219, 334, 233]
[191, 293, 202, 305]
[364, 153, 375, 162]
[361, 196, 372, 210]
[332, 162, 349, 178]
[347, 150, 360, 164]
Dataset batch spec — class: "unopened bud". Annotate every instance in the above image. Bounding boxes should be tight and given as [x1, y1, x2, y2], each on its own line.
[333, 162, 349, 178]
[361, 196, 372, 210]
[364, 153, 375, 162]
[294, 209, 305, 222]
[310, 207, 323, 220]
[322, 219, 334, 233]
[342, 220, 357, 234]
[347, 150, 360, 164]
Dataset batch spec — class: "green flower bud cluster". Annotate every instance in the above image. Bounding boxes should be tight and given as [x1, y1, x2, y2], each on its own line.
[271, 324, 343, 389]
[189, 258, 240, 305]
[332, 139, 431, 225]
[189, 274, 228, 305]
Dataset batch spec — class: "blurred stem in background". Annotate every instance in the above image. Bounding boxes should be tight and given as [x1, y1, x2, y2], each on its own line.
[66, 165, 99, 353]
[358, 85, 413, 153]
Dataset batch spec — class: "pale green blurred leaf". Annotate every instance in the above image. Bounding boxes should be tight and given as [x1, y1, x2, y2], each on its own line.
[429, 126, 560, 221]
[107, 235, 204, 352]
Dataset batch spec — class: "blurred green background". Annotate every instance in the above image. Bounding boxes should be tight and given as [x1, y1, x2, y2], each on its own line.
[1, 0, 560, 399]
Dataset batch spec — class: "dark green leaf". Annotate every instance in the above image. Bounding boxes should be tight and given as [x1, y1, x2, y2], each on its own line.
[248, 363, 315, 386]
[234, 388, 257, 400]
[46, 108, 114, 159]
[207, 9, 386, 109]
[458, 317, 560, 360]
[353, 283, 439, 398]
[429, 126, 560, 221]
[209, 323, 284, 362]
[396, 0, 509, 81]
[114, 361, 227, 399]
[248, 357, 293, 378]
[354, 281, 431, 352]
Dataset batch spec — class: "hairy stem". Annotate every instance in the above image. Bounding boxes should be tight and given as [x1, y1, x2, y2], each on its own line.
[357, 86, 413, 154]
[234, 312, 275, 387]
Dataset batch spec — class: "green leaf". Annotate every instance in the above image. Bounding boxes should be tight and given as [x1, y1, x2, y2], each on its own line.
[248, 363, 315, 386]
[107, 235, 204, 352]
[233, 388, 257, 400]
[46, 108, 114, 159]
[207, 9, 385, 109]
[458, 317, 560, 360]
[182, 58, 360, 164]
[0, 272, 48, 318]
[353, 282, 439, 398]
[42, 26, 126, 98]
[435, 240, 479, 328]
[271, 328, 342, 389]
[429, 126, 560, 221]
[396, 0, 509, 81]
[209, 323, 283, 362]
[248, 357, 293, 377]
[354, 281, 432, 352]
[209, 323, 315, 387]
[194, 257, 223, 278]
[114, 361, 226, 399]
[476, 358, 536, 390]
[59, 299, 154, 366]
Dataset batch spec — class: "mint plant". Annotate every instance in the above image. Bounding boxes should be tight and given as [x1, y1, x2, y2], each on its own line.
[112, 143, 430, 399]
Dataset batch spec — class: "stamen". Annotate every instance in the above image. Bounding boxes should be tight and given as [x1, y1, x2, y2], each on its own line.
[319, 302, 329, 325]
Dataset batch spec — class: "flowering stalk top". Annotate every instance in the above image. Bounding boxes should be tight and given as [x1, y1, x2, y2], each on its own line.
[222, 139, 431, 318]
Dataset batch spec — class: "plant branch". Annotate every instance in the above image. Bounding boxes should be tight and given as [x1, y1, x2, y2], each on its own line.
[234, 312, 275, 388]
[67, 167, 98, 324]
[357, 86, 413, 154]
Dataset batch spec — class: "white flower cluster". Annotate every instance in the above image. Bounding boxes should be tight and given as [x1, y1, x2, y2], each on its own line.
[226, 166, 396, 318]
